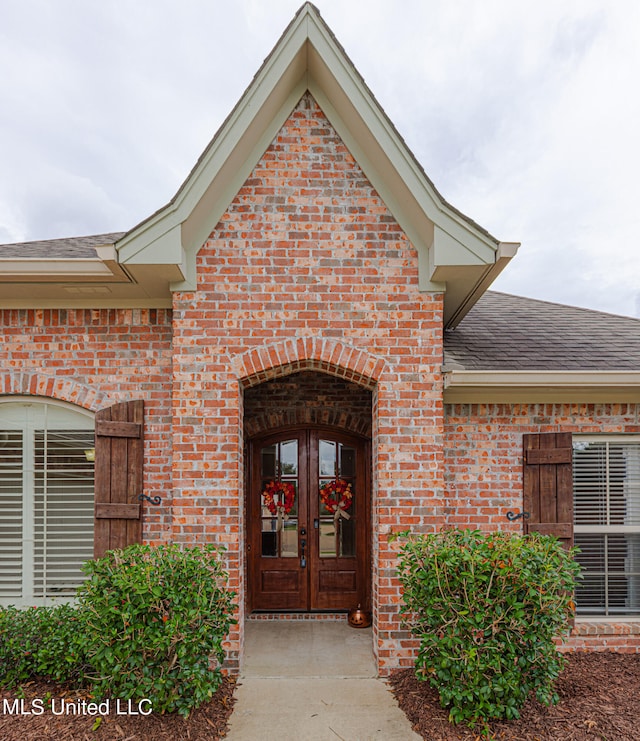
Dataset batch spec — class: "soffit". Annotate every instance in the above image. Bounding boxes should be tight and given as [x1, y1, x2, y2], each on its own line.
[0, 235, 175, 308]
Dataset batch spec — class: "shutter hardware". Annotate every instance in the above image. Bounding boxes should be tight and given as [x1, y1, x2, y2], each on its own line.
[139, 493, 162, 505]
[506, 511, 530, 521]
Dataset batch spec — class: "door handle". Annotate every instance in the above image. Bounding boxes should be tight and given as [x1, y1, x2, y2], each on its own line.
[314, 518, 319, 529]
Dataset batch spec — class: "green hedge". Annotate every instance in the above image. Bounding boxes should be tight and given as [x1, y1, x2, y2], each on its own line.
[0, 602, 85, 686]
[395, 529, 581, 728]
[0, 543, 236, 717]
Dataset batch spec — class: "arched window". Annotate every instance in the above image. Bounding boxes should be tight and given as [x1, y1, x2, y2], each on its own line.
[0, 398, 94, 605]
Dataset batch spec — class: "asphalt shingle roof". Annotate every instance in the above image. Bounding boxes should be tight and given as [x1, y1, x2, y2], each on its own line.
[0, 233, 125, 259]
[444, 291, 640, 371]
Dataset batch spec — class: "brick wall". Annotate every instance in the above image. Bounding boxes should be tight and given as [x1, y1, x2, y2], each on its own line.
[0, 308, 174, 544]
[2, 104, 637, 675]
[560, 622, 640, 653]
[444, 402, 640, 652]
[9, 96, 637, 671]
[444, 402, 640, 529]
[171, 93, 444, 672]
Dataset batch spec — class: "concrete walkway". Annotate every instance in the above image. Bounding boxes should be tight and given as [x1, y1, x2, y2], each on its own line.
[224, 621, 421, 741]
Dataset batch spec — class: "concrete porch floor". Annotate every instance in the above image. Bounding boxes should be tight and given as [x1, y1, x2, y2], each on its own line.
[224, 620, 421, 740]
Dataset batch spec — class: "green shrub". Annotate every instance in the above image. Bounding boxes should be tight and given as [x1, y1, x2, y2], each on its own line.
[0, 605, 44, 686]
[0, 602, 85, 686]
[77, 543, 236, 716]
[0, 544, 236, 717]
[396, 529, 581, 728]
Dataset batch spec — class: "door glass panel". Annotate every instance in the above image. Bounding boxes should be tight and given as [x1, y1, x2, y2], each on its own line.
[319, 520, 336, 557]
[280, 519, 298, 557]
[280, 440, 298, 476]
[260, 440, 298, 558]
[340, 446, 355, 477]
[261, 445, 277, 479]
[318, 488, 356, 557]
[319, 440, 336, 476]
[318, 440, 356, 558]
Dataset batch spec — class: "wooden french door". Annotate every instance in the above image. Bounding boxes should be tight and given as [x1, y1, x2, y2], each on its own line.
[248, 428, 370, 611]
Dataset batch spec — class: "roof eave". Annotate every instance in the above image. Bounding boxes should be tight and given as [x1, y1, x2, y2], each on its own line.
[0, 240, 179, 307]
[440, 242, 520, 329]
[0, 243, 131, 283]
[443, 370, 640, 403]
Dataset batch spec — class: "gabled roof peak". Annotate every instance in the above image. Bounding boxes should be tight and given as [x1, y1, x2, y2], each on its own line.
[114, 3, 517, 325]
[0, 5, 518, 319]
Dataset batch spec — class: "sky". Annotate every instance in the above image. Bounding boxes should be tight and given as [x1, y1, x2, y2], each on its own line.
[0, 0, 639, 317]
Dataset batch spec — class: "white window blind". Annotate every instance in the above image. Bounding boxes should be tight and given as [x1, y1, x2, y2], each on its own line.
[0, 400, 94, 606]
[0, 430, 24, 600]
[573, 437, 640, 616]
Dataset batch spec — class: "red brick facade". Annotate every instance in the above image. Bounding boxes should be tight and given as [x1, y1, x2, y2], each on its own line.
[170, 93, 445, 670]
[561, 621, 640, 653]
[444, 403, 640, 525]
[1, 94, 638, 671]
[444, 402, 640, 653]
[0, 308, 174, 546]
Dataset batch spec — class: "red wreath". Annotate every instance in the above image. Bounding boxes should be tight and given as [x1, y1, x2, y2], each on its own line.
[319, 478, 353, 514]
[262, 480, 296, 516]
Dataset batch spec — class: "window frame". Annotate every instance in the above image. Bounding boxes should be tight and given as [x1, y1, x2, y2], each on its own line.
[573, 434, 640, 619]
[0, 397, 95, 606]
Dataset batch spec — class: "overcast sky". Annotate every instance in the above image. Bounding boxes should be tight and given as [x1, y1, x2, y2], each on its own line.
[1, 0, 638, 317]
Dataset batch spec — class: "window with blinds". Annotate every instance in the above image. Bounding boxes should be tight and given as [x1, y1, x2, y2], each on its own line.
[0, 400, 94, 606]
[573, 437, 640, 616]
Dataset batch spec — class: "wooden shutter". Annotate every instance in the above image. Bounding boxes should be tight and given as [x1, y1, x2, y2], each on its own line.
[94, 400, 144, 558]
[523, 432, 573, 549]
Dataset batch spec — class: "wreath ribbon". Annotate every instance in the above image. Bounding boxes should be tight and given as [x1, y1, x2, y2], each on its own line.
[276, 509, 289, 532]
[333, 503, 351, 527]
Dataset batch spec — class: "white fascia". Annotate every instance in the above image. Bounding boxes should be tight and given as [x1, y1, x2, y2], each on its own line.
[0, 249, 131, 283]
[443, 370, 640, 403]
[445, 371, 640, 388]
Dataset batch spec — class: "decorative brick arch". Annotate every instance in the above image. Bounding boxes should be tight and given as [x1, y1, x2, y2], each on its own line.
[0, 370, 111, 412]
[244, 404, 372, 439]
[233, 337, 385, 390]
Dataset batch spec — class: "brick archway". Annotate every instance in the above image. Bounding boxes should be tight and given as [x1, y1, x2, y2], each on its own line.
[233, 337, 385, 390]
[0, 370, 111, 411]
[235, 338, 380, 622]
